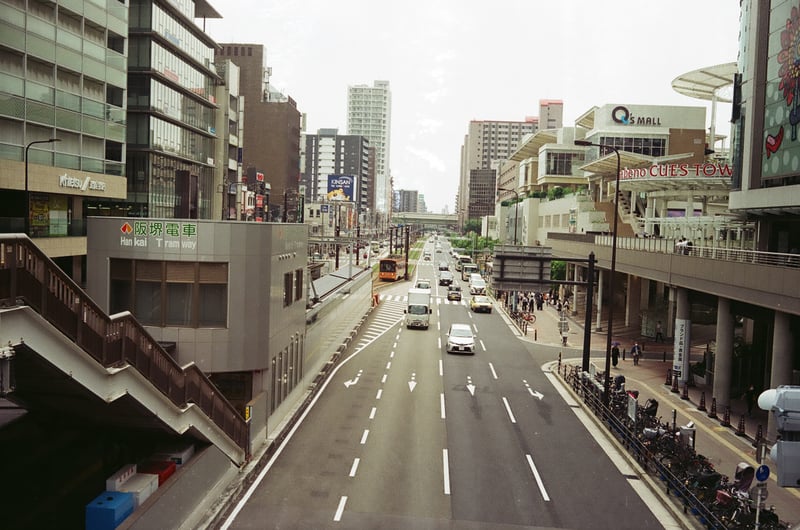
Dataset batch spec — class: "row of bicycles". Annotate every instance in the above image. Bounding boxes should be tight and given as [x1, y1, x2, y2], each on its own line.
[562, 365, 790, 530]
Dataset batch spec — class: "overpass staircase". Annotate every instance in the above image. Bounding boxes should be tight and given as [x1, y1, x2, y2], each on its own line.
[0, 236, 248, 466]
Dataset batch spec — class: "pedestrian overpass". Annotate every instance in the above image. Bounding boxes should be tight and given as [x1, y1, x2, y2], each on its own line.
[390, 212, 457, 230]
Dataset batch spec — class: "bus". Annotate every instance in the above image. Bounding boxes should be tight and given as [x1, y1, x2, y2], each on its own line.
[379, 257, 407, 281]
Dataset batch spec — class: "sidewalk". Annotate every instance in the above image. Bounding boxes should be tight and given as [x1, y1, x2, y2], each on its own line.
[508, 301, 800, 528]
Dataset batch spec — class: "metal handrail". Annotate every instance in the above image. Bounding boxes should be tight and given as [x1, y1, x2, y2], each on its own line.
[0, 235, 249, 458]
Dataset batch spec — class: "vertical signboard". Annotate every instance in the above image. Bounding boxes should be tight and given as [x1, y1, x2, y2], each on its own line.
[673, 318, 691, 383]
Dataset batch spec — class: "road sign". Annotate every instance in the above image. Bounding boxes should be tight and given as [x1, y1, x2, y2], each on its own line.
[756, 464, 770, 482]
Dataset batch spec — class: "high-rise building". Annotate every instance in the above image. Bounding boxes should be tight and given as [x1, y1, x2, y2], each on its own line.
[347, 80, 391, 214]
[458, 101, 564, 226]
[123, 0, 223, 220]
[395, 189, 419, 213]
[302, 128, 371, 216]
[213, 58, 244, 221]
[0, 0, 129, 282]
[417, 193, 427, 214]
[217, 44, 302, 221]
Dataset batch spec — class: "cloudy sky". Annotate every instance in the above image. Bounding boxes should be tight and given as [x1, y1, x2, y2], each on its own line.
[204, 1, 741, 214]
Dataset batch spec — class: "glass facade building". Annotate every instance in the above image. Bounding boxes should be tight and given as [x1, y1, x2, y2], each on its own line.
[118, 0, 220, 219]
[0, 0, 130, 280]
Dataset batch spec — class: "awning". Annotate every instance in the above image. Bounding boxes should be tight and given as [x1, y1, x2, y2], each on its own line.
[509, 129, 559, 162]
[578, 151, 692, 176]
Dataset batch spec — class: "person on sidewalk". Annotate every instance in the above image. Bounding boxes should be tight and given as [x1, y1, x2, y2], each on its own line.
[611, 344, 620, 367]
[655, 321, 664, 343]
[631, 342, 642, 366]
[743, 384, 756, 417]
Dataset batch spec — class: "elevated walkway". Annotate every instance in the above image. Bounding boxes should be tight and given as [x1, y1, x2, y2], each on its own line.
[0, 236, 247, 465]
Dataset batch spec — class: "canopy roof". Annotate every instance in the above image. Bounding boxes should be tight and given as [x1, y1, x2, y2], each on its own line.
[671, 62, 737, 102]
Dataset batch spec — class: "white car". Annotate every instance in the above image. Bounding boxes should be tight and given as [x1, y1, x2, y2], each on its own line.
[469, 278, 486, 295]
[446, 323, 475, 354]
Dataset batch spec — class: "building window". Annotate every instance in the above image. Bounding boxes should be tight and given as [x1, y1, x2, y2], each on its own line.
[294, 269, 303, 301]
[110, 259, 228, 328]
[284, 272, 293, 307]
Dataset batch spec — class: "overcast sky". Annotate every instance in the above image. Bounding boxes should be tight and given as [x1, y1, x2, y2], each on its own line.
[204, 1, 741, 214]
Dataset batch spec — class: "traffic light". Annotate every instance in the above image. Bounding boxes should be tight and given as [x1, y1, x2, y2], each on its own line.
[759, 385, 800, 487]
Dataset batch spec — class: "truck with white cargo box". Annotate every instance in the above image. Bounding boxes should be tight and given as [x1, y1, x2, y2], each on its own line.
[405, 288, 432, 329]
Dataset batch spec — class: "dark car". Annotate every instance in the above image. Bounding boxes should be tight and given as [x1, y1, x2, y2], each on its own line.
[439, 270, 454, 286]
[447, 284, 462, 301]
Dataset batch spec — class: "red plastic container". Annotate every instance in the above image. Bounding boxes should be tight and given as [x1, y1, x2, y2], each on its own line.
[137, 460, 176, 486]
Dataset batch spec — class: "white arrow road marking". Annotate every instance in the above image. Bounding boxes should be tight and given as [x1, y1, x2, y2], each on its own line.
[526, 454, 550, 501]
[523, 379, 544, 400]
[502, 396, 517, 423]
[466, 375, 476, 396]
[408, 372, 417, 392]
[344, 369, 363, 388]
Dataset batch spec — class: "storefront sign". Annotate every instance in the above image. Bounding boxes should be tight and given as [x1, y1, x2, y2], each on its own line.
[612, 105, 662, 126]
[119, 220, 198, 250]
[59, 173, 107, 192]
[620, 163, 733, 180]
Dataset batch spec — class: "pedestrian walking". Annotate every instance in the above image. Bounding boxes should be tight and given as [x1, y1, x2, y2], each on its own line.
[611, 344, 620, 367]
[631, 342, 642, 366]
[743, 384, 756, 416]
[655, 321, 664, 343]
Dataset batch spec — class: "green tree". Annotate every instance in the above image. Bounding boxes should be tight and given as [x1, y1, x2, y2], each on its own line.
[463, 219, 481, 234]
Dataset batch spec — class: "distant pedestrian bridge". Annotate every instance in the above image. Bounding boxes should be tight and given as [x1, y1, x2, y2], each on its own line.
[390, 212, 457, 230]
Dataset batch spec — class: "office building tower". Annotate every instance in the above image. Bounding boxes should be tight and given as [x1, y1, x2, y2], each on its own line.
[396, 189, 419, 213]
[302, 128, 371, 216]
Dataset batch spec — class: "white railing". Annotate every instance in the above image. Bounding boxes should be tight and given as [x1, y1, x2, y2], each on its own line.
[593, 235, 799, 268]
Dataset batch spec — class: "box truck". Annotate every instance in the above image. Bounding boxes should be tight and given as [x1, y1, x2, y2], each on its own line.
[405, 288, 432, 329]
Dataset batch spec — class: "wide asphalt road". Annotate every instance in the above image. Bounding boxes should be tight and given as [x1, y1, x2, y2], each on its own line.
[221, 240, 673, 529]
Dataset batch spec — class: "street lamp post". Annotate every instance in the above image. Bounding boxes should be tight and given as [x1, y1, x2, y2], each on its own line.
[24, 138, 61, 236]
[497, 187, 519, 245]
[574, 140, 621, 406]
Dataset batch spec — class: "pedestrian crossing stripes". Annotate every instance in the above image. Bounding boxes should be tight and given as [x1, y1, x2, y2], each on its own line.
[378, 294, 467, 306]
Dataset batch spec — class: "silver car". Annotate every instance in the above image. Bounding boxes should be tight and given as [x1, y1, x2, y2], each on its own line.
[446, 323, 475, 354]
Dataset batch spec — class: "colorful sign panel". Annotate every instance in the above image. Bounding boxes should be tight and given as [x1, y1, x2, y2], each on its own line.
[763, 2, 800, 178]
[326, 174, 354, 201]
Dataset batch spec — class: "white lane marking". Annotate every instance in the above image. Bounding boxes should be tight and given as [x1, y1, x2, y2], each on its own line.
[376, 389, 383, 400]
[393, 342, 397, 348]
[334, 496, 347, 521]
[439, 359, 443, 376]
[360, 429, 369, 444]
[480, 339, 486, 351]
[386, 361, 392, 370]
[381, 373, 388, 384]
[437, 321, 441, 331]
[468, 312, 473, 319]
[390, 351, 395, 358]
[488, 363, 497, 379]
[502, 396, 517, 423]
[219, 302, 404, 529]
[349, 458, 360, 477]
[440, 393, 446, 419]
[369, 407, 376, 419]
[438, 336, 442, 349]
[525, 454, 551, 501]
[473, 323, 478, 332]
[442, 449, 451, 495]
